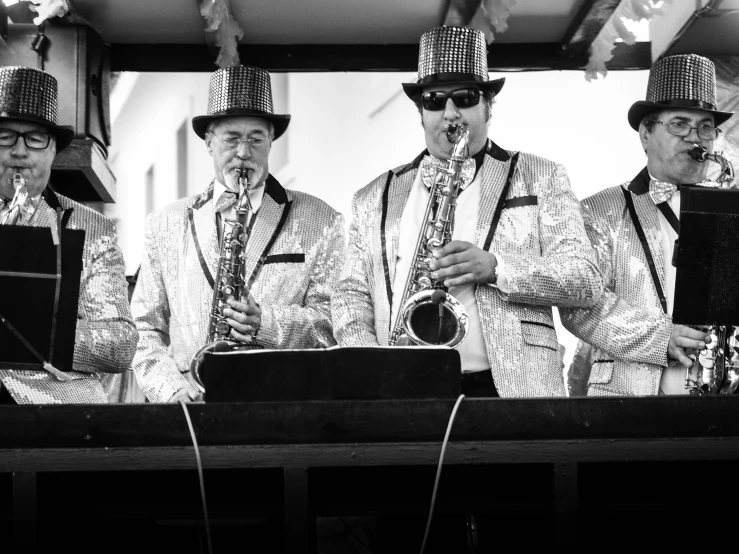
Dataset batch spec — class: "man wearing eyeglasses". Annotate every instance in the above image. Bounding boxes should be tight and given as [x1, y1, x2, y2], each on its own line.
[0, 66, 137, 404]
[332, 26, 602, 399]
[132, 66, 345, 403]
[561, 54, 734, 396]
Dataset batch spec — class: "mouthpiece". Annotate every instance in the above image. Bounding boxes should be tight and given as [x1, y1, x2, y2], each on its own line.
[689, 144, 708, 162]
[445, 124, 464, 144]
[9, 173, 25, 189]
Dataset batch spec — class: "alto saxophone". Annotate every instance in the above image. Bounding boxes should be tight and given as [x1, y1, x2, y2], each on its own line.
[190, 168, 262, 393]
[689, 143, 735, 188]
[389, 123, 470, 348]
[684, 145, 739, 394]
[1, 173, 28, 225]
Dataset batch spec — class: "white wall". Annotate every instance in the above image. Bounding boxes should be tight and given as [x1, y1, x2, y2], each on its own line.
[109, 69, 652, 371]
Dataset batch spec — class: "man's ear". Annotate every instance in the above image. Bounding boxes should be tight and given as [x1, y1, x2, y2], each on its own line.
[204, 133, 214, 155]
[638, 124, 650, 153]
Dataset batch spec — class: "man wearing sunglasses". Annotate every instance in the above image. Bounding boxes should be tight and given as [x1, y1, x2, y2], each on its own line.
[0, 66, 137, 404]
[561, 54, 734, 397]
[132, 66, 345, 403]
[332, 26, 603, 399]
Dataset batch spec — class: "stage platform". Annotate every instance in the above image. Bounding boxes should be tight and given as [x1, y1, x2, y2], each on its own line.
[2, 396, 738, 553]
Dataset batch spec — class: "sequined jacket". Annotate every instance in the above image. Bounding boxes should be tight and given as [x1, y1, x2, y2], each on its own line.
[132, 176, 345, 403]
[0, 188, 138, 404]
[331, 140, 602, 397]
[560, 168, 673, 396]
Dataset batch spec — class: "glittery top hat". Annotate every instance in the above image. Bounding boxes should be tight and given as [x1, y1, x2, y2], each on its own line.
[627, 54, 733, 131]
[402, 26, 505, 100]
[192, 66, 291, 140]
[0, 66, 75, 151]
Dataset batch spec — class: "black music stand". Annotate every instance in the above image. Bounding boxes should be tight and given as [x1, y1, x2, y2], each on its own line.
[0, 225, 84, 372]
[673, 185, 739, 325]
[200, 346, 462, 402]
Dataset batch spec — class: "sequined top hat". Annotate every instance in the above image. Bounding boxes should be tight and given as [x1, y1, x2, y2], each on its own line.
[402, 26, 505, 100]
[192, 66, 291, 140]
[627, 54, 733, 131]
[0, 66, 75, 151]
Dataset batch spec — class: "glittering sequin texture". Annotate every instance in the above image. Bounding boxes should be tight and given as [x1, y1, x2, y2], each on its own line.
[560, 178, 674, 396]
[332, 144, 603, 397]
[132, 180, 345, 403]
[0, 192, 138, 404]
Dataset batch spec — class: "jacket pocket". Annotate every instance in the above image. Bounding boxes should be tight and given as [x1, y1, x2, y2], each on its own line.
[521, 320, 559, 352]
[589, 358, 614, 384]
[263, 253, 305, 264]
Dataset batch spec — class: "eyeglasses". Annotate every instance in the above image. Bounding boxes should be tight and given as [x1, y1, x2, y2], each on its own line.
[653, 120, 721, 141]
[209, 132, 271, 151]
[421, 88, 481, 111]
[0, 129, 53, 150]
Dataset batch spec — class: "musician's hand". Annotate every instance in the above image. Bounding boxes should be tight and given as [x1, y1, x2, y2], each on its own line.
[169, 387, 203, 403]
[223, 295, 261, 343]
[668, 325, 711, 367]
[428, 240, 497, 286]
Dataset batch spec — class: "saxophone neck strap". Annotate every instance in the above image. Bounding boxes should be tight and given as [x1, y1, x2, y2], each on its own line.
[656, 200, 680, 234]
[620, 186, 668, 313]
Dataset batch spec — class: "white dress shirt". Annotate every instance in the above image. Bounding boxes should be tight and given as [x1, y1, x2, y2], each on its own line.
[653, 180, 690, 395]
[213, 179, 264, 226]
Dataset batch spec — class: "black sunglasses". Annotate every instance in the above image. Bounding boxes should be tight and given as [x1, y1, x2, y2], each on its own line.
[421, 88, 482, 111]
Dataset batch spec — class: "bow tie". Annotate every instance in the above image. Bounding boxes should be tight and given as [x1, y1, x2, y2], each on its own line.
[420, 155, 476, 192]
[648, 179, 679, 205]
[214, 189, 239, 213]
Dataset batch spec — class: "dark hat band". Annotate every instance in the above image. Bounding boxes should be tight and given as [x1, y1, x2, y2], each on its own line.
[417, 73, 487, 86]
[652, 98, 718, 112]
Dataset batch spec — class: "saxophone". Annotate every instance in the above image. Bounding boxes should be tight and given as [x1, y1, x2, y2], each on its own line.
[683, 145, 739, 394]
[389, 123, 470, 348]
[689, 143, 735, 188]
[190, 168, 262, 392]
[1, 173, 28, 225]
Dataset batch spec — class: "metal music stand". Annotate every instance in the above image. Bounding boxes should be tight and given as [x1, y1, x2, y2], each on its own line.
[200, 346, 462, 402]
[0, 225, 84, 373]
[673, 185, 739, 325]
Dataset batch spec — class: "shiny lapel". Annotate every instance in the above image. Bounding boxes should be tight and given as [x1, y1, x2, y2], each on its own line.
[476, 140, 512, 249]
[385, 166, 418, 286]
[242, 184, 287, 283]
[190, 183, 219, 280]
[628, 168, 666, 292]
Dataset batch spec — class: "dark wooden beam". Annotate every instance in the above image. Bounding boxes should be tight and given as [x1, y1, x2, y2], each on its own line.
[110, 41, 651, 73]
[561, 0, 623, 56]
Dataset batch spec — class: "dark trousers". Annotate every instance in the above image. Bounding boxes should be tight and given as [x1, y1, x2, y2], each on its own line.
[460, 370, 499, 398]
[0, 385, 17, 404]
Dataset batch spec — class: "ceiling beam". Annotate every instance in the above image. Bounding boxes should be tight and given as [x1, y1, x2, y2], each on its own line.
[110, 41, 651, 73]
[560, 0, 623, 56]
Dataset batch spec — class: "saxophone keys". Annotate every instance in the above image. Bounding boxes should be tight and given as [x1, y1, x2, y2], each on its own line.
[215, 320, 230, 336]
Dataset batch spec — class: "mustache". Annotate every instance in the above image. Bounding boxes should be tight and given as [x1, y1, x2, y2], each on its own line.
[224, 161, 260, 174]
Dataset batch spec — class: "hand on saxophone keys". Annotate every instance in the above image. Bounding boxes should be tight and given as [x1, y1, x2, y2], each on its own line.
[427, 240, 498, 286]
[668, 324, 712, 368]
[221, 294, 262, 342]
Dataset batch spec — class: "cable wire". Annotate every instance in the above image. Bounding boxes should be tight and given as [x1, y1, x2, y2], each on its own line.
[419, 393, 466, 554]
[180, 399, 214, 554]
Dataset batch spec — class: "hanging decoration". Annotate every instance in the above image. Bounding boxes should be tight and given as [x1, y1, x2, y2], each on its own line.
[28, 0, 70, 26]
[480, 0, 516, 43]
[200, 0, 244, 68]
[585, 0, 674, 81]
